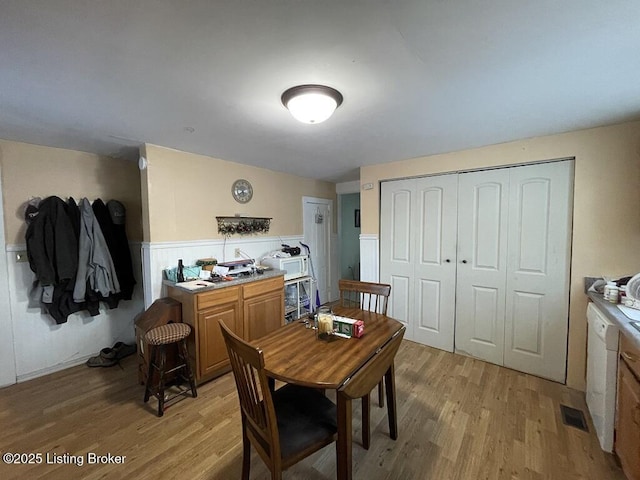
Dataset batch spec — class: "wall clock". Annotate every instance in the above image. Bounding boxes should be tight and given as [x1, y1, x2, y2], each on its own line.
[232, 179, 253, 203]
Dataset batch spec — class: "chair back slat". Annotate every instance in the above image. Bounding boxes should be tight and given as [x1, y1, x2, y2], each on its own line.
[219, 322, 280, 460]
[338, 279, 391, 315]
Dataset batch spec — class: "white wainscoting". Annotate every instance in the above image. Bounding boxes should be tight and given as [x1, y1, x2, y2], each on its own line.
[141, 236, 304, 307]
[4, 243, 145, 385]
[360, 234, 379, 283]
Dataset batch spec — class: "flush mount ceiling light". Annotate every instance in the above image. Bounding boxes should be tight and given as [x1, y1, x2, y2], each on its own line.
[281, 84, 343, 124]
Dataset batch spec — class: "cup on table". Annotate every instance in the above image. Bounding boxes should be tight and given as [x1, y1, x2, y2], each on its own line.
[315, 306, 334, 338]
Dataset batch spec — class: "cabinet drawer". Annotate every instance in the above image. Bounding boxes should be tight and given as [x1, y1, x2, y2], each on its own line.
[620, 334, 640, 380]
[243, 276, 284, 299]
[197, 286, 240, 311]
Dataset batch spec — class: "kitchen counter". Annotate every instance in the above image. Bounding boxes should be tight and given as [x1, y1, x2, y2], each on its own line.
[163, 268, 285, 293]
[587, 291, 640, 349]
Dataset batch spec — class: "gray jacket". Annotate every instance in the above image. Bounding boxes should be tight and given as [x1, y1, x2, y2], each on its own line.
[73, 198, 120, 302]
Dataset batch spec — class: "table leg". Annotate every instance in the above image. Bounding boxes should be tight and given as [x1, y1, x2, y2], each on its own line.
[336, 392, 352, 480]
[384, 362, 398, 440]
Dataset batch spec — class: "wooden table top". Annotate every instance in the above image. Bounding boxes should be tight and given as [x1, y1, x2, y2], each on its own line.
[252, 306, 404, 389]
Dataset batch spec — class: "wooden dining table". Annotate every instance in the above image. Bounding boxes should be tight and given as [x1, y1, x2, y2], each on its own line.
[252, 305, 405, 480]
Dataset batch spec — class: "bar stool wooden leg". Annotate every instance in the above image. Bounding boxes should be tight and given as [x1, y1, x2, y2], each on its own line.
[157, 345, 167, 417]
[143, 345, 155, 403]
[179, 339, 197, 398]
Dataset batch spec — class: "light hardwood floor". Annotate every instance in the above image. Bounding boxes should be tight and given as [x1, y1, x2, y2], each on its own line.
[0, 340, 625, 480]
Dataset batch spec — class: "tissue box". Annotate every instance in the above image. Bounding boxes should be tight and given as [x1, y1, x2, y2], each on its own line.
[334, 317, 365, 338]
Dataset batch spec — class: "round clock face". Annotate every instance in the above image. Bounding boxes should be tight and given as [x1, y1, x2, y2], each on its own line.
[232, 179, 253, 203]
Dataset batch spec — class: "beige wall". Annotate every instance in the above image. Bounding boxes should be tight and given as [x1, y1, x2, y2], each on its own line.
[361, 120, 640, 390]
[142, 144, 336, 242]
[0, 140, 142, 244]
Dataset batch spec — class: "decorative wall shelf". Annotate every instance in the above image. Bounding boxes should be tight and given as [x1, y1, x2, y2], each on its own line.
[216, 216, 272, 236]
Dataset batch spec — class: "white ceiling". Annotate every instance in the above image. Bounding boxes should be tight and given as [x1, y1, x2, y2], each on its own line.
[1, 1, 639, 183]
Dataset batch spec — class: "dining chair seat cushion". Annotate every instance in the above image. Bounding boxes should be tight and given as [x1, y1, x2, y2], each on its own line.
[271, 384, 338, 459]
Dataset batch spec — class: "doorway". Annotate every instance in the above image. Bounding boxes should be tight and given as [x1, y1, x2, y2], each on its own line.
[0, 164, 17, 387]
[302, 197, 333, 305]
[339, 192, 360, 281]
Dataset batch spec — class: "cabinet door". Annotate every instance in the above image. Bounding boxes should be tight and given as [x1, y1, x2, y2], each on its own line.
[244, 290, 284, 341]
[197, 301, 241, 379]
[617, 360, 640, 480]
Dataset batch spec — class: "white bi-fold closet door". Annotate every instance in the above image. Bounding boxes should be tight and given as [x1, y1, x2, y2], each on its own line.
[380, 160, 573, 382]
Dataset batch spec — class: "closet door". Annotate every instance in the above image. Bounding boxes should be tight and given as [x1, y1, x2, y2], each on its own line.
[503, 161, 573, 382]
[381, 180, 415, 337]
[455, 169, 510, 366]
[380, 175, 457, 350]
[412, 175, 458, 351]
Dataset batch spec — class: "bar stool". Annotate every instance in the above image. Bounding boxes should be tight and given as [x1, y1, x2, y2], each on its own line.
[143, 323, 197, 417]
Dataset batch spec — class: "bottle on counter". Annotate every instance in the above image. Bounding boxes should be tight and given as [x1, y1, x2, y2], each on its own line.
[177, 259, 185, 283]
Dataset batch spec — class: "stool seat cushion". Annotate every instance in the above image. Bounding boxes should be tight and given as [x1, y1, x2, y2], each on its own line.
[145, 323, 191, 345]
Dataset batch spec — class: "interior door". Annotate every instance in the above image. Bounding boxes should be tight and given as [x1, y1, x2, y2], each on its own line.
[380, 180, 414, 337]
[455, 169, 510, 366]
[412, 175, 458, 351]
[303, 197, 332, 305]
[380, 175, 458, 350]
[503, 160, 573, 382]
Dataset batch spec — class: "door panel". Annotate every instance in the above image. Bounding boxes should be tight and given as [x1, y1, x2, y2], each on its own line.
[455, 169, 509, 365]
[413, 175, 457, 351]
[381, 181, 415, 339]
[504, 161, 573, 382]
[391, 189, 412, 262]
[388, 274, 411, 331]
[510, 291, 543, 354]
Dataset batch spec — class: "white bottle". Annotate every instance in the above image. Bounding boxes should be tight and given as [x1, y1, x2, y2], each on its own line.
[604, 282, 616, 301]
[608, 285, 619, 303]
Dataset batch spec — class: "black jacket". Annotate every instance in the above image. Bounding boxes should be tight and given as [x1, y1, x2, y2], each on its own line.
[26, 196, 77, 285]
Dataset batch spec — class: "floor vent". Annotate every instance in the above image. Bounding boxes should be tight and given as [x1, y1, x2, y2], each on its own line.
[560, 404, 589, 432]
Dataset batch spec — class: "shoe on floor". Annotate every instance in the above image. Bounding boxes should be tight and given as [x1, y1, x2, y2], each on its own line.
[86, 347, 118, 367]
[112, 341, 136, 360]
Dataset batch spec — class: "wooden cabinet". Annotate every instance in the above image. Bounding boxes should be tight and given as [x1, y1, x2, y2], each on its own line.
[196, 287, 242, 379]
[243, 276, 285, 341]
[167, 274, 284, 384]
[616, 334, 640, 480]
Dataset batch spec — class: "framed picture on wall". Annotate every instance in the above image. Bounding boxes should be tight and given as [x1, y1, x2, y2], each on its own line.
[354, 209, 360, 228]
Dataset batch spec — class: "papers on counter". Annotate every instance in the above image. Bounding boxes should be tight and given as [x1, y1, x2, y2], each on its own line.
[178, 280, 211, 290]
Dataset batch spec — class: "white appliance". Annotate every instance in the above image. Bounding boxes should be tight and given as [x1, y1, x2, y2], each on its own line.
[261, 255, 309, 281]
[585, 302, 619, 452]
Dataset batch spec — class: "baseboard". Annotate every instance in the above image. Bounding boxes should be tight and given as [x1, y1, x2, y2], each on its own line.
[16, 354, 94, 384]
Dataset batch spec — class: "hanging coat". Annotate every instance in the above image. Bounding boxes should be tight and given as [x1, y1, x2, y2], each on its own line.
[73, 198, 120, 302]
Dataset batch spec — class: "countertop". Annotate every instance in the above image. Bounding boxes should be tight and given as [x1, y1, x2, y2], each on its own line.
[164, 268, 285, 293]
[587, 291, 640, 349]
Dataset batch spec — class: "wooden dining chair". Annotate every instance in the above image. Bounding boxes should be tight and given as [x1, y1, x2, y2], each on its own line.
[338, 279, 393, 448]
[338, 279, 391, 316]
[339, 326, 406, 450]
[218, 321, 338, 480]
[338, 279, 391, 404]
